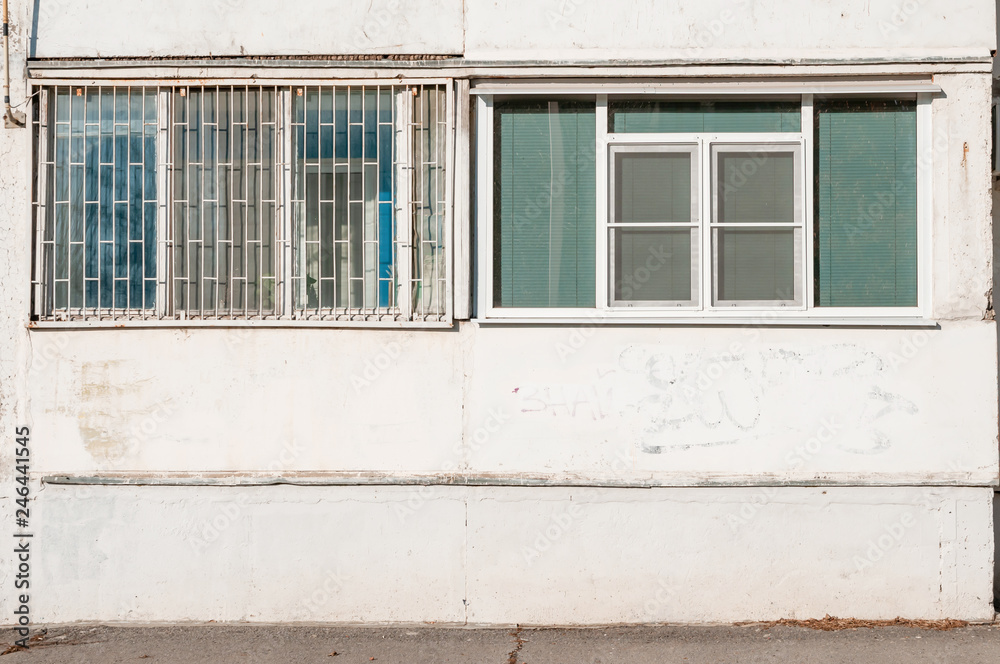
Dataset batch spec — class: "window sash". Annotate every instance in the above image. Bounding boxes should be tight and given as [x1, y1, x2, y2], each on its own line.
[607, 144, 701, 308]
[708, 142, 805, 309]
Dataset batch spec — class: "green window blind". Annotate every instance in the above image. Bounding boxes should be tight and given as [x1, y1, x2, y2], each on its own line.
[494, 100, 596, 308]
[610, 101, 801, 134]
[815, 99, 917, 307]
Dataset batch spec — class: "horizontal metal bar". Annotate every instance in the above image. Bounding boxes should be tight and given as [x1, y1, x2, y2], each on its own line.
[40, 472, 998, 488]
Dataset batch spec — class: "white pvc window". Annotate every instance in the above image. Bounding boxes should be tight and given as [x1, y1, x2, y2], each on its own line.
[476, 90, 931, 323]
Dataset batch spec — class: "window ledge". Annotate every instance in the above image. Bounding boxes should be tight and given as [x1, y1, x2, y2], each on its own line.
[473, 316, 939, 328]
[27, 319, 454, 330]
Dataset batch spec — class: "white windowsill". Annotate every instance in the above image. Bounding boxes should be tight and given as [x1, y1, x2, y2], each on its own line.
[473, 316, 939, 327]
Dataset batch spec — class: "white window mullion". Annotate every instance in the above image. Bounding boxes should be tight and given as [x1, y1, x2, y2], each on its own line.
[801, 94, 815, 311]
[700, 137, 712, 311]
[476, 94, 493, 319]
[595, 95, 609, 311]
[917, 92, 933, 318]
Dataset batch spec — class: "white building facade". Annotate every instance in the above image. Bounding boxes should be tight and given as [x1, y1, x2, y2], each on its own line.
[0, 0, 998, 624]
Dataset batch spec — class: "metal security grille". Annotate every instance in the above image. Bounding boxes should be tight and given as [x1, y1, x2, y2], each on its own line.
[290, 83, 449, 321]
[170, 86, 281, 318]
[33, 86, 162, 320]
[410, 85, 449, 320]
[32, 82, 452, 324]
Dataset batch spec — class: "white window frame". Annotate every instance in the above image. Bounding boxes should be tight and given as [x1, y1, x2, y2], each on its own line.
[707, 140, 805, 311]
[607, 142, 701, 309]
[475, 89, 934, 324]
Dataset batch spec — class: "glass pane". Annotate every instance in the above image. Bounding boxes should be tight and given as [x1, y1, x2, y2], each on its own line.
[716, 228, 795, 302]
[717, 152, 794, 224]
[614, 228, 693, 303]
[494, 100, 596, 308]
[815, 99, 917, 307]
[610, 100, 802, 134]
[614, 152, 691, 224]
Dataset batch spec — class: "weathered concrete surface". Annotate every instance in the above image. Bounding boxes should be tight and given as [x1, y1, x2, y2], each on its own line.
[25, 0, 466, 58]
[18, 0, 998, 61]
[30, 485, 996, 624]
[3, 624, 1000, 663]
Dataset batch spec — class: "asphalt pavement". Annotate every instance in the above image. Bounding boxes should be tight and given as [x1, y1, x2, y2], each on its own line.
[2, 621, 1000, 664]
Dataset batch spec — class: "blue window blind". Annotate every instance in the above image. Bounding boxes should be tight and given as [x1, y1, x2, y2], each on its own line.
[815, 99, 917, 307]
[47, 87, 157, 311]
[494, 100, 596, 308]
[610, 100, 801, 134]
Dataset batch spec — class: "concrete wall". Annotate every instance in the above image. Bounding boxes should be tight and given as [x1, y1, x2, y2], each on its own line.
[22, 323, 998, 485]
[32, 485, 995, 624]
[21, 0, 997, 61]
[0, 0, 997, 625]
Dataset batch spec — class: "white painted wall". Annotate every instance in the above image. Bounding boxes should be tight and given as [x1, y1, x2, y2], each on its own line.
[26, 0, 466, 58]
[465, 0, 996, 62]
[17, 0, 997, 61]
[0, 0, 996, 626]
[31, 485, 995, 623]
[22, 322, 998, 485]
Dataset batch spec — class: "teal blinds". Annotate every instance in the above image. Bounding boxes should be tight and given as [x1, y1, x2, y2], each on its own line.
[494, 100, 596, 308]
[610, 101, 801, 134]
[815, 99, 917, 307]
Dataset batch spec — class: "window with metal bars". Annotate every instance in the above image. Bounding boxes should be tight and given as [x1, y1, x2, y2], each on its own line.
[31, 83, 452, 325]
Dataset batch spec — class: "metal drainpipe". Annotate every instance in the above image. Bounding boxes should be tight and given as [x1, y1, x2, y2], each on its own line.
[3, 0, 26, 128]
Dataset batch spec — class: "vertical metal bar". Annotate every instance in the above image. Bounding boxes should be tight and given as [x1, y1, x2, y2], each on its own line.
[318, 84, 325, 316]
[177, 87, 188, 319]
[442, 83, 454, 321]
[395, 86, 412, 321]
[33, 87, 50, 319]
[280, 86, 293, 319]
[156, 86, 169, 319]
[138, 86, 146, 318]
[123, 86, 131, 314]
[244, 85, 252, 316]
[413, 85, 424, 320]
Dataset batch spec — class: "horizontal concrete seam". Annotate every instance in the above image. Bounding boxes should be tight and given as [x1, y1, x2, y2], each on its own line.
[39, 475, 1000, 489]
[24, 56, 995, 70]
